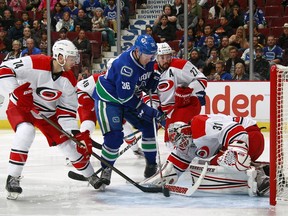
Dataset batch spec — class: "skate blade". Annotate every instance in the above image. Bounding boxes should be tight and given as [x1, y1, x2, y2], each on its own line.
[98, 184, 106, 191]
[7, 192, 20, 200]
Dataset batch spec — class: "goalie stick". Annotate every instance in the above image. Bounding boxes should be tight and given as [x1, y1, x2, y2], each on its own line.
[32, 110, 162, 193]
[164, 162, 208, 196]
[68, 135, 142, 182]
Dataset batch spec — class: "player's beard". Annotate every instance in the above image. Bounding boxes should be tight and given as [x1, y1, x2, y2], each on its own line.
[160, 62, 170, 71]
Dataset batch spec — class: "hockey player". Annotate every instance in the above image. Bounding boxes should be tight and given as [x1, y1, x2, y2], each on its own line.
[77, 70, 144, 157]
[142, 113, 269, 197]
[150, 42, 207, 144]
[92, 34, 165, 189]
[0, 40, 100, 200]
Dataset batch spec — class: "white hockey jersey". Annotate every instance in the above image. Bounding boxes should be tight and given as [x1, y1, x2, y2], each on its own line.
[191, 114, 255, 159]
[0, 55, 78, 131]
[154, 58, 207, 113]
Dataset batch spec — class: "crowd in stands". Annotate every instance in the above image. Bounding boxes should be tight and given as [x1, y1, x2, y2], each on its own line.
[1, 0, 288, 81]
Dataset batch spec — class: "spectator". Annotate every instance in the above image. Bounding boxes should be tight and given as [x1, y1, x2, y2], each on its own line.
[0, 0, 13, 18]
[3, 40, 22, 61]
[31, 20, 42, 43]
[145, 25, 160, 43]
[104, 0, 118, 33]
[278, 23, 288, 66]
[263, 35, 283, 65]
[214, 15, 234, 38]
[19, 27, 36, 50]
[136, 0, 147, 9]
[253, 46, 270, 81]
[153, 4, 177, 29]
[177, 36, 194, 59]
[229, 26, 249, 51]
[203, 47, 219, 79]
[227, 3, 244, 30]
[25, 0, 41, 11]
[38, 0, 58, 11]
[224, 0, 240, 17]
[0, 26, 11, 54]
[51, 2, 64, 31]
[74, 9, 92, 32]
[56, 11, 74, 32]
[191, 0, 202, 19]
[39, 30, 48, 54]
[153, 14, 176, 42]
[8, 19, 24, 41]
[232, 62, 249, 80]
[194, 17, 205, 42]
[72, 29, 92, 67]
[208, 0, 225, 19]
[244, 0, 266, 29]
[57, 27, 69, 41]
[121, 0, 130, 29]
[91, 7, 115, 51]
[21, 11, 32, 28]
[40, 9, 48, 31]
[179, 27, 195, 49]
[197, 24, 220, 48]
[63, 0, 79, 20]
[176, 3, 197, 31]
[82, 0, 101, 18]
[9, 0, 27, 13]
[20, 38, 41, 56]
[172, 0, 184, 17]
[219, 35, 232, 62]
[225, 46, 245, 77]
[213, 60, 233, 81]
[188, 48, 205, 72]
[253, 24, 266, 46]
[199, 35, 216, 61]
[0, 9, 14, 31]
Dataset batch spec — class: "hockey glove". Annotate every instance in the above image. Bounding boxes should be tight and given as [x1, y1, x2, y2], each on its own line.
[145, 70, 161, 93]
[137, 103, 165, 123]
[12, 82, 34, 112]
[74, 130, 93, 159]
[195, 90, 206, 106]
[174, 87, 193, 107]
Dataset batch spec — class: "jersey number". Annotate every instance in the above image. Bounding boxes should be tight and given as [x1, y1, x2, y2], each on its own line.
[122, 82, 131, 90]
[190, 67, 199, 76]
[212, 122, 223, 131]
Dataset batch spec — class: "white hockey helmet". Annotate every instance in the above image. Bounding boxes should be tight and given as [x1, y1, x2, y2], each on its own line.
[52, 40, 80, 66]
[168, 121, 192, 150]
[157, 42, 172, 55]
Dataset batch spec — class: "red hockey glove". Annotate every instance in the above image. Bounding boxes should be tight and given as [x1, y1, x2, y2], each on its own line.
[74, 130, 93, 158]
[12, 82, 33, 112]
[174, 87, 193, 108]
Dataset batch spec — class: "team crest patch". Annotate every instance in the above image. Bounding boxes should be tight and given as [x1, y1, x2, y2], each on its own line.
[120, 66, 133, 77]
[112, 116, 120, 123]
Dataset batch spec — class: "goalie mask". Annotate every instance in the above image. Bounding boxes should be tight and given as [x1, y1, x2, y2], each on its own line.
[168, 122, 192, 150]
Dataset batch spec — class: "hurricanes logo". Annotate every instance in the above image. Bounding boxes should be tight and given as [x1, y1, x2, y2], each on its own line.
[158, 80, 174, 92]
[196, 146, 210, 158]
[36, 87, 62, 101]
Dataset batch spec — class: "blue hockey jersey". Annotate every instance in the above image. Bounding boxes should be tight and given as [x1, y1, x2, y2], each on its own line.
[94, 48, 155, 109]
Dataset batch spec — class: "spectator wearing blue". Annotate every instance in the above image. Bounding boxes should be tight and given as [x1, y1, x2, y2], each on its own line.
[213, 60, 232, 81]
[20, 38, 41, 57]
[263, 35, 283, 65]
[82, 0, 101, 18]
[244, 0, 266, 30]
[197, 24, 220, 48]
[63, 0, 79, 20]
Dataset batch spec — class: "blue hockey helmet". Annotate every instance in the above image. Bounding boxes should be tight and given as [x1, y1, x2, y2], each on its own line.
[133, 34, 157, 55]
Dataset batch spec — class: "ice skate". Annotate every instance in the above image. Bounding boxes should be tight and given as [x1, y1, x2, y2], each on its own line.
[87, 172, 100, 189]
[144, 160, 157, 178]
[93, 167, 112, 190]
[256, 166, 270, 196]
[133, 147, 145, 158]
[6, 175, 22, 200]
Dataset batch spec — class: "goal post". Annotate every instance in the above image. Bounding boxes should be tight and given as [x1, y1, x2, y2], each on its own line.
[270, 64, 288, 205]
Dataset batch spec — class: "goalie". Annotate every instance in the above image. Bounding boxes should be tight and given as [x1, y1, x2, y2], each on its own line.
[141, 113, 269, 197]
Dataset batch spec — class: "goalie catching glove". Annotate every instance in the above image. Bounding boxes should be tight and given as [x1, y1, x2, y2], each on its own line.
[12, 82, 34, 112]
[140, 160, 179, 186]
[73, 130, 93, 159]
[217, 141, 251, 172]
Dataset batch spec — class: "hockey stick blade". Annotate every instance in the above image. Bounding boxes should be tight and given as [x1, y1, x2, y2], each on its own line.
[165, 162, 208, 196]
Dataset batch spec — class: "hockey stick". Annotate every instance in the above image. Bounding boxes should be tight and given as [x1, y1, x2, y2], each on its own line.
[165, 162, 208, 196]
[123, 130, 141, 140]
[149, 90, 170, 197]
[68, 135, 142, 182]
[33, 110, 162, 193]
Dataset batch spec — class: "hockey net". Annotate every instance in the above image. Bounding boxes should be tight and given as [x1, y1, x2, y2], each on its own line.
[270, 65, 288, 205]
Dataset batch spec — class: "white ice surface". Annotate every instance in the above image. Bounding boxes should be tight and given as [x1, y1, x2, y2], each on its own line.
[0, 130, 287, 216]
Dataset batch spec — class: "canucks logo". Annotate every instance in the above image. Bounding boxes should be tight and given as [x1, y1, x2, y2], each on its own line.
[120, 66, 133, 77]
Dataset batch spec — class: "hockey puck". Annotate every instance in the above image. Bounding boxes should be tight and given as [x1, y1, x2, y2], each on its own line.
[163, 187, 170, 197]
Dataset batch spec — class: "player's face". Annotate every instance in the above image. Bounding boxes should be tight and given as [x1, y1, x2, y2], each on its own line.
[64, 56, 78, 70]
[157, 54, 172, 70]
[139, 53, 155, 65]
